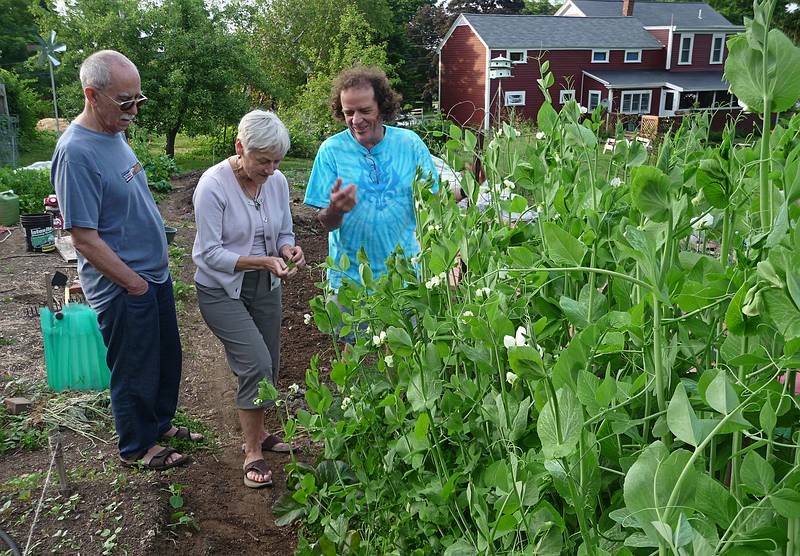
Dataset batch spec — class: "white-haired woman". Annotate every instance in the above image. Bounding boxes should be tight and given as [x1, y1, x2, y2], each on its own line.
[192, 110, 305, 488]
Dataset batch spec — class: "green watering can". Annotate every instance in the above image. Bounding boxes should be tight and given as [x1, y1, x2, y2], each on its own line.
[40, 303, 111, 392]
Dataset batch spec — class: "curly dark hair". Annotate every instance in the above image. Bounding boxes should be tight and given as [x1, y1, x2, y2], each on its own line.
[330, 66, 402, 122]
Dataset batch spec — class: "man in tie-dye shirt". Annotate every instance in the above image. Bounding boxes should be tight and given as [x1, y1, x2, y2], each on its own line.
[304, 66, 438, 291]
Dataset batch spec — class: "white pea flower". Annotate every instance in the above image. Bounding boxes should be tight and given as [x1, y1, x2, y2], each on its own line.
[535, 131, 545, 140]
[341, 397, 352, 410]
[691, 213, 714, 230]
[579, 105, 588, 114]
[303, 313, 312, 325]
[372, 330, 387, 346]
[384, 355, 394, 367]
[475, 287, 492, 298]
[425, 275, 442, 289]
[503, 179, 516, 190]
[415, 200, 424, 210]
[462, 310, 474, 318]
[510, 127, 521, 137]
[499, 269, 508, 279]
[535, 343, 544, 358]
[506, 372, 518, 386]
[497, 128, 503, 137]
[610, 177, 622, 188]
[503, 326, 528, 349]
[288, 383, 300, 395]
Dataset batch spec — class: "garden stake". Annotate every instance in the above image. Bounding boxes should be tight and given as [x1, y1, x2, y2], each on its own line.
[49, 429, 69, 494]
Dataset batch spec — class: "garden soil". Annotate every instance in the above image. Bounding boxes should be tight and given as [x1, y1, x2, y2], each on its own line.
[0, 170, 333, 555]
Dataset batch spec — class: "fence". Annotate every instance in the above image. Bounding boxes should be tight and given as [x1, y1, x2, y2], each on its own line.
[0, 115, 19, 168]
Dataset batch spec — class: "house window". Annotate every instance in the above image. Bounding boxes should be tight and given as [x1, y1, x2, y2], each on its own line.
[559, 89, 575, 104]
[679, 90, 735, 110]
[588, 90, 602, 110]
[591, 49, 609, 63]
[504, 91, 525, 106]
[507, 49, 527, 64]
[678, 34, 694, 64]
[710, 34, 725, 64]
[624, 50, 642, 63]
[621, 90, 651, 114]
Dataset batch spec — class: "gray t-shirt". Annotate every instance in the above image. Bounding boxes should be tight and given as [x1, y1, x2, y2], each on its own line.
[51, 124, 169, 311]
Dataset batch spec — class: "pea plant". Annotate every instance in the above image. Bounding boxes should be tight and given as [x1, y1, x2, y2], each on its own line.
[265, 2, 800, 553]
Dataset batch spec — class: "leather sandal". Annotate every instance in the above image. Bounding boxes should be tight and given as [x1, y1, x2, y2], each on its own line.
[120, 447, 191, 471]
[243, 458, 273, 488]
[241, 433, 291, 454]
[161, 426, 204, 442]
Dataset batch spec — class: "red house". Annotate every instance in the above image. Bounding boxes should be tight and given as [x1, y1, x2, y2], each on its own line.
[438, 0, 744, 129]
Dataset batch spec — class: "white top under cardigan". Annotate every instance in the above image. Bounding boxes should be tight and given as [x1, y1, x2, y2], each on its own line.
[192, 160, 295, 299]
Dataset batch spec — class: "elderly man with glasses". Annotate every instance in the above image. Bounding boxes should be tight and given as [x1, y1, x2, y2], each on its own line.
[304, 66, 438, 298]
[51, 50, 200, 471]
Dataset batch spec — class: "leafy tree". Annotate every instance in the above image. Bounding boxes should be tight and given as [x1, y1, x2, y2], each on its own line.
[408, 3, 455, 101]
[707, 0, 800, 43]
[0, 68, 47, 149]
[284, 4, 393, 142]
[523, 0, 558, 15]
[0, 0, 39, 67]
[34, 0, 260, 156]
[446, 0, 526, 14]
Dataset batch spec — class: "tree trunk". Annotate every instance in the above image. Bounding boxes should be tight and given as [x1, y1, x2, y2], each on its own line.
[165, 124, 180, 158]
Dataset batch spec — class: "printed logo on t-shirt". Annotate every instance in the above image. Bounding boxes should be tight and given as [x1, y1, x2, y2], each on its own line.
[121, 162, 143, 183]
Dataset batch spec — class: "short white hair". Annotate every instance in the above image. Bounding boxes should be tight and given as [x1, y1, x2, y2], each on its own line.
[237, 110, 290, 156]
[79, 50, 137, 90]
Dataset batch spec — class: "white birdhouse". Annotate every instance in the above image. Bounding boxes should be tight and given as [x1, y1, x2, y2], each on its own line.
[490, 56, 512, 79]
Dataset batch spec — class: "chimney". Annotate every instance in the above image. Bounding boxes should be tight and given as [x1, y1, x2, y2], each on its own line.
[623, 0, 634, 16]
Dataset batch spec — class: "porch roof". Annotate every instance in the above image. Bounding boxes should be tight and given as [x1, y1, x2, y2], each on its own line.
[583, 70, 728, 91]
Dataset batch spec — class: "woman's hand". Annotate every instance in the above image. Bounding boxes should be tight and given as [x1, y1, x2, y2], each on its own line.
[280, 245, 306, 269]
[257, 256, 297, 279]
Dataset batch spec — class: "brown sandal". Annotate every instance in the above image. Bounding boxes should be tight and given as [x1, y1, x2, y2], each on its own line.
[161, 426, 204, 442]
[120, 447, 191, 471]
[240, 434, 291, 454]
[243, 458, 273, 488]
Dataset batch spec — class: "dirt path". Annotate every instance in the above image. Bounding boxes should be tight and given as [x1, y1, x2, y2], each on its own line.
[0, 171, 331, 555]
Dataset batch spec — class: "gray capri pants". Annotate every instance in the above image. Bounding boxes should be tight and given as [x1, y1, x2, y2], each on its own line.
[196, 271, 281, 409]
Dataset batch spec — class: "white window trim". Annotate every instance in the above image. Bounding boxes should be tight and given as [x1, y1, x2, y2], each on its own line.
[620, 90, 652, 114]
[588, 90, 602, 110]
[591, 49, 610, 63]
[506, 49, 527, 64]
[710, 33, 725, 64]
[678, 33, 694, 65]
[624, 49, 642, 63]
[504, 90, 526, 106]
[559, 89, 576, 104]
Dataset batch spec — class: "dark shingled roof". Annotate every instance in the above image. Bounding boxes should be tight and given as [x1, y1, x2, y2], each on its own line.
[584, 69, 728, 90]
[572, 1, 737, 29]
[462, 14, 664, 49]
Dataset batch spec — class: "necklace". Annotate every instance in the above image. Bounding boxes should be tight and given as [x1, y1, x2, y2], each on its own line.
[234, 156, 262, 210]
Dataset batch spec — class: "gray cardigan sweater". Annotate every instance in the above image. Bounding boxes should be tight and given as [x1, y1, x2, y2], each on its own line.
[192, 160, 295, 298]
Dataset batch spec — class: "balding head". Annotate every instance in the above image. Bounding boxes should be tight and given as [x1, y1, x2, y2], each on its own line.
[79, 50, 138, 91]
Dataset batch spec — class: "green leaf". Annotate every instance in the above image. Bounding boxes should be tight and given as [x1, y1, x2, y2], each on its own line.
[705, 372, 740, 415]
[694, 473, 737, 529]
[537, 388, 582, 458]
[169, 495, 183, 509]
[537, 102, 558, 134]
[273, 493, 305, 526]
[623, 441, 696, 544]
[759, 396, 777, 435]
[631, 165, 672, 222]
[667, 384, 717, 447]
[407, 369, 441, 413]
[771, 488, 800, 518]
[725, 30, 800, 113]
[741, 451, 774, 496]
[443, 539, 477, 556]
[414, 412, 430, 441]
[386, 326, 413, 356]
[542, 222, 587, 267]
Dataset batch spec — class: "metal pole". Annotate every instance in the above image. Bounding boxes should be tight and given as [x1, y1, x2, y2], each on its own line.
[49, 62, 60, 136]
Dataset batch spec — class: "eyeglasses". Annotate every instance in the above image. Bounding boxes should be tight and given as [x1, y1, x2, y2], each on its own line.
[97, 90, 148, 111]
[364, 154, 380, 183]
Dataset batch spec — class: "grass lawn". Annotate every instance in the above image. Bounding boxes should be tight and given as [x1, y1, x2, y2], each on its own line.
[18, 132, 58, 167]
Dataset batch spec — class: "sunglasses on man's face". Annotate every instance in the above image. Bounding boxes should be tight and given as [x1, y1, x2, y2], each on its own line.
[97, 90, 148, 111]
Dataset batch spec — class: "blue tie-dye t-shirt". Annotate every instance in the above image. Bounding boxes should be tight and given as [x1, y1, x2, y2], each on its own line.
[304, 126, 438, 290]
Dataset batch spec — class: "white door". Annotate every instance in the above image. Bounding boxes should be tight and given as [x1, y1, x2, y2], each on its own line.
[661, 89, 678, 116]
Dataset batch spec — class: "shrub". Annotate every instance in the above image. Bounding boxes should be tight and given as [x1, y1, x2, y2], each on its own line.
[128, 126, 178, 193]
[0, 68, 47, 152]
[0, 167, 53, 214]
